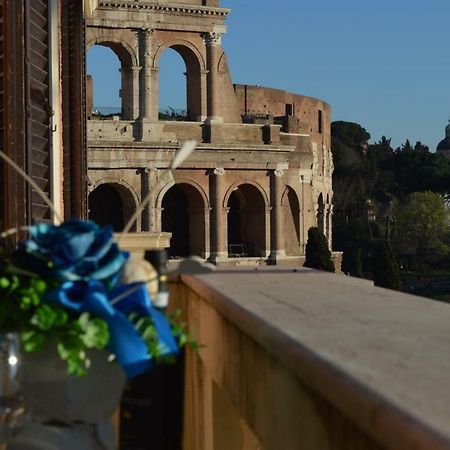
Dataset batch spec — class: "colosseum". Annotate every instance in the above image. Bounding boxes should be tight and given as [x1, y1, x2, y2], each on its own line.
[86, 0, 333, 266]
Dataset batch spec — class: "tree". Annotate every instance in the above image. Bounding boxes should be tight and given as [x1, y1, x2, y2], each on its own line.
[393, 191, 449, 257]
[331, 121, 375, 222]
[373, 240, 400, 290]
[331, 121, 370, 149]
[304, 227, 335, 272]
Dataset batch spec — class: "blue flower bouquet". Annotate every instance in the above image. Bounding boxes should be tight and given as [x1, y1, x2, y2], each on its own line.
[0, 219, 191, 379]
[0, 142, 197, 380]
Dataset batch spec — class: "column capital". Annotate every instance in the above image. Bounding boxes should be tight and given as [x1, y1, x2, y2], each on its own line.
[213, 167, 225, 176]
[300, 173, 312, 184]
[274, 168, 284, 177]
[201, 32, 222, 46]
[142, 28, 155, 38]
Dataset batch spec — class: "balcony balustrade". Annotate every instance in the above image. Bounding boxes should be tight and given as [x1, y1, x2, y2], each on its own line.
[167, 267, 450, 450]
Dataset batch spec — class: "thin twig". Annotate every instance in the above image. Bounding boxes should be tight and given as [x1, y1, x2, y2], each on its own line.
[0, 226, 31, 240]
[109, 274, 159, 306]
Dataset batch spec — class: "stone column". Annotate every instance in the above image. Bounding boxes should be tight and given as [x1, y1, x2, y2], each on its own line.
[120, 66, 140, 120]
[326, 204, 333, 249]
[299, 174, 310, 255]
[131, 66, 141, 120]
[210, 168, 226, 261]
[199, 69, 209, 121]
[139, 28, 154, 121]
[270, 169, 286, 262]
[139, 167, 159, 231]
[150, 67, 159, 120]
[202, 32, 223, 123]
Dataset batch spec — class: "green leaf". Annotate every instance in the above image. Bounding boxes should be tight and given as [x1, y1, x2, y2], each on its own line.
[21, 330, 45, 352]
[78, 312, 90, 330]
[0, 277, 10, 289]
[79, 317, 109, 349]
[30, 304, 57, 331]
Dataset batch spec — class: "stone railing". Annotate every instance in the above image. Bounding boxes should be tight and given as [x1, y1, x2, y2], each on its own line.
[87, 119, 280, 146]
[170, 267, 450, 450]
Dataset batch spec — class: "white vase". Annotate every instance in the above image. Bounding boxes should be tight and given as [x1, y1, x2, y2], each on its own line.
[8, 343, 126, 450]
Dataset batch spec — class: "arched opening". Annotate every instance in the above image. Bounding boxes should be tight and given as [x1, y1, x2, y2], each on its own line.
[162, 183, 206, 258]
[227, 184, 266, 257]
[157, 44, 202, 122]
[317, 193, 325, 235]
[282, 186, 301, 256]
[158, 49, 187, 121]
[86, 42, 136, 120]
[87, 45, 121, 118]
[88, 183, 137, 232]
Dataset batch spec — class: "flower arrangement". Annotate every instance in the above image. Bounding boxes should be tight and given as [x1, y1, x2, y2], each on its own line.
[0, 220, 196, 378]
[0, 142, 198, 379]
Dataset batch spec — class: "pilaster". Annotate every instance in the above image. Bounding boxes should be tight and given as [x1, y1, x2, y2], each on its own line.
[209, 167, 227, 261]
[269, 169, 286, 262]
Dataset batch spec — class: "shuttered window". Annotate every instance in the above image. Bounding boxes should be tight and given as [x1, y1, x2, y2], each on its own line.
[61, 0, 87, 219]
[25, 0, 51, 222]
[0, 0, 86, 231]
[0, 0, 4, 230]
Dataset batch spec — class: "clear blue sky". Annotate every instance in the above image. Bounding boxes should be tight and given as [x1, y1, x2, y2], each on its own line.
[87, 0, 450, 149]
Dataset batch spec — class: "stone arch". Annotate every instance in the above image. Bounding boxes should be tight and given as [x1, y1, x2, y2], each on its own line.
[153, 40, 206, 71]
[88, 180, 139, 232]
[159, 180, 208, 258]
[156, 178, 209, 209]
[226, 183, 267, 257]
[282, 185, 301, 256]
[223, 180, 269, 209]
[86, 37, 138, 119]
[86, 37, 138, 67]
[154, 41, 205, 121]
[218, 51, 227, 73]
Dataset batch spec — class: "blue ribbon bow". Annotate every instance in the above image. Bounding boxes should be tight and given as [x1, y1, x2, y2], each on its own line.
[48, 280, 179, 379]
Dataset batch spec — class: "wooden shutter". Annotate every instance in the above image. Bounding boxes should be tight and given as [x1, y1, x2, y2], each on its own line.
[0, 0, 87, 231]
[61, 0, 87, 219]
[1, 0, 29, 232]
[0, 0, 5, 230]
[25, 0, 51, 222]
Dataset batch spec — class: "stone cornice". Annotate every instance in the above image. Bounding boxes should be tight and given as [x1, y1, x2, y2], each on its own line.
[97, 1, 230, 18]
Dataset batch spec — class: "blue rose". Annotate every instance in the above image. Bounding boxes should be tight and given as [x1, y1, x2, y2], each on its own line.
[12, 220, 128, 284]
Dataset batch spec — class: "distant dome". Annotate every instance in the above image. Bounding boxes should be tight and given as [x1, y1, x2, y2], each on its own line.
[437, 137, 450, 151]
[437, 121, 450, 152]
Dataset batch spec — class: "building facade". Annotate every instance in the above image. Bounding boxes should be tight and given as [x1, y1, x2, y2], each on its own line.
[86, 0, 333, 265]
[0, 0, 88, 232]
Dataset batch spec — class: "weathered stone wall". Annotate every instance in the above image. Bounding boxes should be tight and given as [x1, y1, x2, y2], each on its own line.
[234, 84, 331, 147]
[86, 0, 334, 262]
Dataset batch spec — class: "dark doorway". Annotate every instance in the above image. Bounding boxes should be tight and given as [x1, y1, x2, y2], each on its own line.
[227, 184, 266, 257]
[282, 187, 301, 256]
[89, 184, 124, 231]
[89, 183, 136, 232]
[161, 183, 206, 258]
[227, 192, 242, 251]
[162, 185, 189, 257]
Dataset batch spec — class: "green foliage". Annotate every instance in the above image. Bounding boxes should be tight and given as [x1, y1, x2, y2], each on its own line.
[393, 191, 449, 258]
[331, 121, 370, 149]
[0, 272, 111, 376]
[304, 227, 335, 272]
[128, 309, 200, 365]
[331, 121, 375, 222]
[332, 121, 450, 277]
[373, 240, 400, 290]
